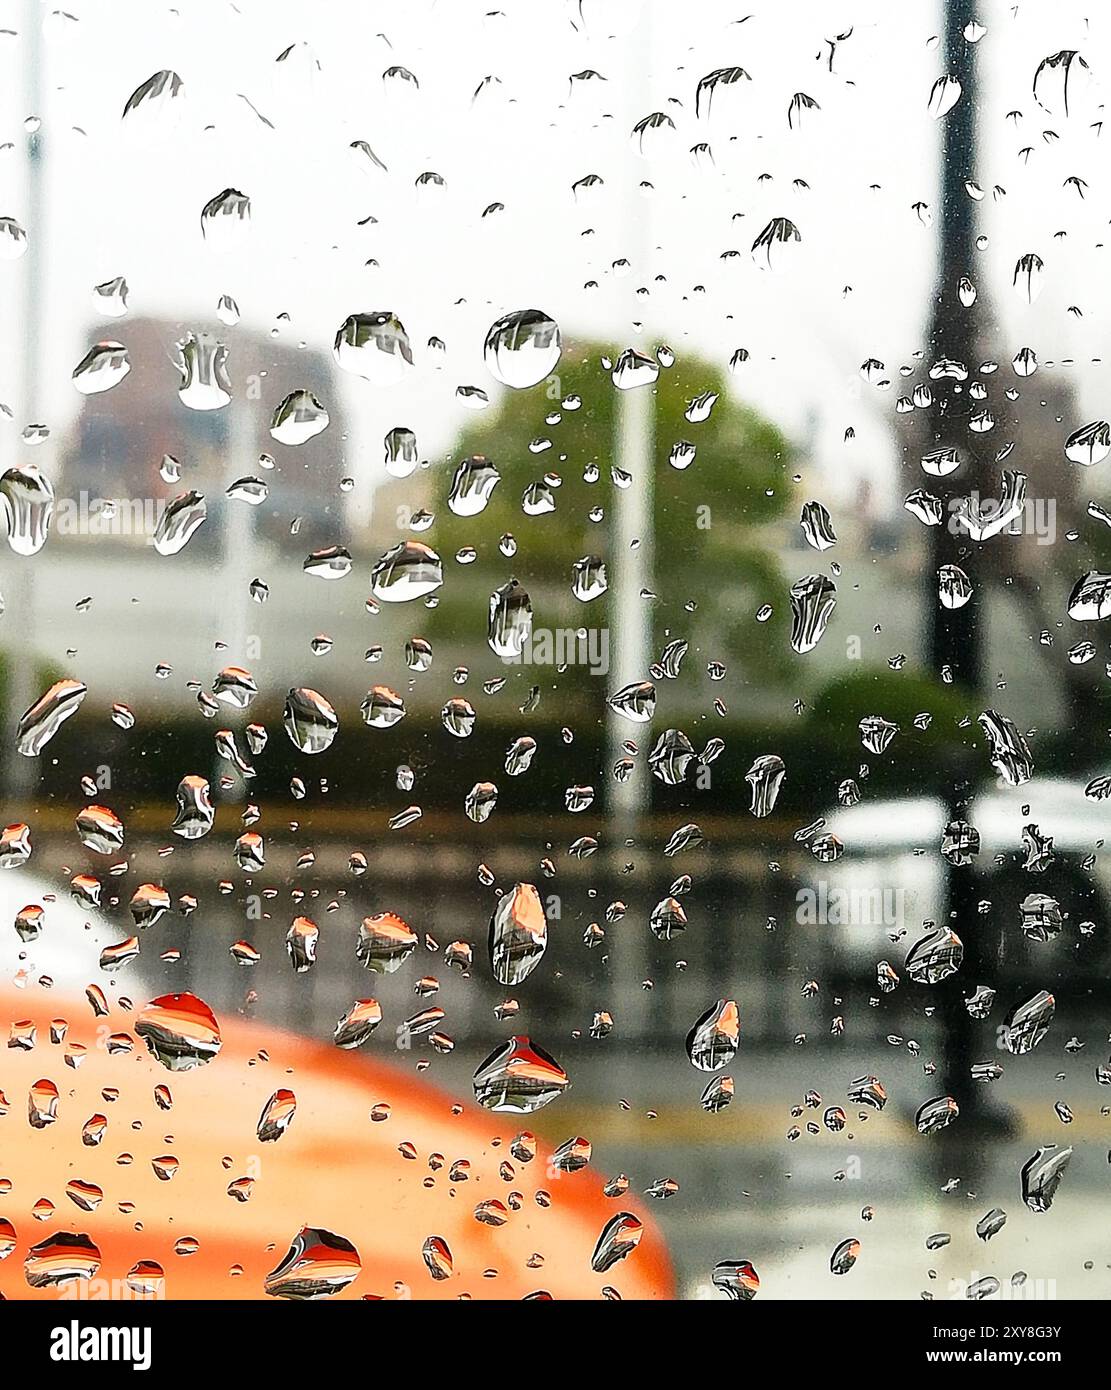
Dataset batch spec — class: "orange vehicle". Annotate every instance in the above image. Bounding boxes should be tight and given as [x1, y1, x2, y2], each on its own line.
[0, 976, 673, 1301]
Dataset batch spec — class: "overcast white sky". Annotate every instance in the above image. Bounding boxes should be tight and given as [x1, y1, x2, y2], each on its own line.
[0, 0, 1107, 512]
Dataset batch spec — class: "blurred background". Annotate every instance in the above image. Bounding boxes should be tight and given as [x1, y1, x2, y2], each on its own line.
[2, 0, 1111, 1299]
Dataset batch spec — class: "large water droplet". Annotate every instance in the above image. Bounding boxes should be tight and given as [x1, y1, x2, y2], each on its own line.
[172, 775, 214, 839]
[484, 309, 562, 389]
[175, 332, 231, 410]
[905, 927, 963, 984]
[1021, 1144, 1072, 1211]
[1, 465, 54, 555]
[927, 74, 962, 118]
[607, 680, 656, 723]
[153, 491, 207, 556]
[473, 1035, 568, 1112]
[686, 999, 739, 1070]
[448, 455, 501, 516]
[789, 574, 837, 653]
[75, 803, 124, 855]
[121, 69, 185, 130]
[270, 390, 329, 445]
[384, 426, 419, 478]
[489, 883, 547, 985]
[746, 754, 786, 817]
[17, 678, 86, 756]
[334, 312, 413, 385]
[1064, 421, 1110, 466]
[1033, 50, 1090, 116]
[284, 687, 338, 753]
[361, 685, 406, 729]
[72, 341, 130, 395]
[370, 540, 443, 603]
[257, 1088, 297, 1142]
[1001, 989, 1054, 1054]
[264, 1226, 361, 1300]
[591, 1213, 643, 1273]
[977, 708, 1033, 786]
[200, 187, 251, 249]
[488, 579, 532, 658]
[612, 348, 659, 390]
[135, 992, 222, 1071]
[24, 1231, 101, 1289]
[751, 216, 801, 269]
[357, 913, 418, 973]
[334, 999, 382, 1049]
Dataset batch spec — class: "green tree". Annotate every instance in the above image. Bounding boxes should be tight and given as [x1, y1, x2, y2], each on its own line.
[426, 342, 795, 682]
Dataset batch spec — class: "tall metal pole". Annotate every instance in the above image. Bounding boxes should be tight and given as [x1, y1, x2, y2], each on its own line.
[924, 0, 1007, 1141]
[927, 0, 984, 685]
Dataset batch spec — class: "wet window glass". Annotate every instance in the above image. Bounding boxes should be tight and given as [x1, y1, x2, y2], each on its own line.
[0, 0, 1104, 1311]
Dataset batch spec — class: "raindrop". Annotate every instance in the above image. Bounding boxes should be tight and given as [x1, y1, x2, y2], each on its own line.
[334, 312, 414, 385]
[484, 310, 561, 389]
[284, 688, 338, 754]
[686, 999, 739, 1071]
[472, 1036, 568, 1112]
[72, 341, 130, 395]
[135, 992, 222, 1071]
[270, 390, 329, 446]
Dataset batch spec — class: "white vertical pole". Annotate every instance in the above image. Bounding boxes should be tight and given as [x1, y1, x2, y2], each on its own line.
[4, 1, 45, 798]
[605, 1, 656, 1037]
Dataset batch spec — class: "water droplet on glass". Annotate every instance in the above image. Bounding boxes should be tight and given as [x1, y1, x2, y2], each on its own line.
[1064, 420, 1110, 466]
[489, 883, 547, 985]
[270, 389, 329, 445]
[24, 1231, 101, 1289]
[612, 348, 659, 390]
[751, 216, 801, 270]
[927, 74, 962, 118]
[135, 992, 221, 1071]
[200, 187, 250, 249]
[264, 1226, 361, 1300]
[916, 1095, 960, 1134]
[449, 455, 501, 516]
[488, 580, 532, 658]
[1, 464, 54, 555]
[686, 999, 739, 1071]
[357, 913, 418, 973]
[0, 216, 28, 260]
[473, 1035, 568, 1112]
[334, 312, 413, 385]
[977, 708, 1033, 785]
[175, 332, 231, 410]
[284, 687, 338, 754]
[906, 927, 963, 984]
[152, 491, 207, 556]
[1002, 990, 1054, 1054]
[830, 1238, 860, 1275]
[789, 574, 837, 653]
[713, 1260, 759, 1299]
[121, 69, 184, 130]
[72, 340, 130, 394]
[746, 754, 786, 817]
[370, 540, 443, 603]
[484, 309, 561, 389]
[1021, 1145, 1072, 1212]
[17, 678, 85, 756]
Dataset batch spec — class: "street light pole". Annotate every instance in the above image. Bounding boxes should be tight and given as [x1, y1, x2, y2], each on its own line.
[923, 0, 1007, 1141]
